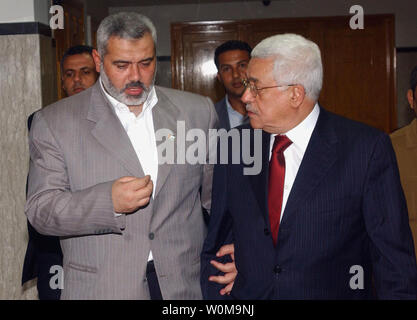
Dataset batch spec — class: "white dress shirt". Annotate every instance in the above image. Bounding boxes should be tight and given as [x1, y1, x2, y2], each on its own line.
[269, 103, 320, 221]
[225, 94, 249, 128]
[100, 78, 158, 261]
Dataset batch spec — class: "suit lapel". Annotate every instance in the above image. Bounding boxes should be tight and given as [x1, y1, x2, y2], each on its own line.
[87, 82, 144, 177]
[281, 108, 338, 225]
[216, 98, 231, 131]
[248, 129, 271, 225]
[152, 87, 181, 198]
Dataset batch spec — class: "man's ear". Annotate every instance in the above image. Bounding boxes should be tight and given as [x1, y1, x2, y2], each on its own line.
[407, 89, 415, 110]
[289, 85, 306, 108]
[61, 81, 66, 94]
[217, 72, 222, 84]
[92, 49, 101, 73]
[61, 72, 67, 94]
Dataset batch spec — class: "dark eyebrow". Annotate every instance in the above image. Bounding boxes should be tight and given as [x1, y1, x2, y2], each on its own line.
[113, 56, 155, 65]
[219, 65, 231, 70]
[140, 56, 155, 63]
[63, 67, 93, 73]
[220, 59, 249, 67]
[113, 60, 130, 65]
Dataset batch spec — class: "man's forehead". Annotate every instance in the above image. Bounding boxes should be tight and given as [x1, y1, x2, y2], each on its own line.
[247, 57, 274, 79]
[106, 34, 155, 56]
[63, 53, 95, 69]
[249, 57, 274, 66]
[219, 50, 250, 62]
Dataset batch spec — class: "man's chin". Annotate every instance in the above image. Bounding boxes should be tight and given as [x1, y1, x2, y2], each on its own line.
[122, 94, 147, 106]
[125, 94, 141, 100]
[228, 89, 245, 98]
[249, 118, 262, 129]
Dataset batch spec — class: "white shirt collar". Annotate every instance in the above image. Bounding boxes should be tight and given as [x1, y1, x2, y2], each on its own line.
[99, 76, 158, 117]
[285, 103, 320, 152]
[272, 103, 320, 154]
[225, 94, 249, 127]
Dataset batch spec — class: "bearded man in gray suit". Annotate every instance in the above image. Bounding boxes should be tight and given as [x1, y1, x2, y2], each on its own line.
[25, 12, 217, 300]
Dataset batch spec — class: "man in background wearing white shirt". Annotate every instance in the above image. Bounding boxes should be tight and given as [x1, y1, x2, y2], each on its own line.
[214, 40, 252, 130]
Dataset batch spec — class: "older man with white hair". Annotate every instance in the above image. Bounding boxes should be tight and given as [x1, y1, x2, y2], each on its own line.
[201, 33, 417, 299]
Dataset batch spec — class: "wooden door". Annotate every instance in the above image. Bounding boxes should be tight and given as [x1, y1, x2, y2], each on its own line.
[53, 0, 85, 100]
[314, 16, 397, 132]
[172, 22, 240, 102]
[90, 17, 100, 49]
[171, 15, 396, 133]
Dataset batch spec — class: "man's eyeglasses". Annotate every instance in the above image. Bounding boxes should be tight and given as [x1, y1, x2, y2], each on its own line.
[241, 78, 295, 97]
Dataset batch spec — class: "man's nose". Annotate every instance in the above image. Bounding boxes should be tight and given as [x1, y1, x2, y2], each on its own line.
[73, 71, 81, 83]
[241, 86, 254, 104]
[129, 64, 141, 82]
[232, 67, 241, 79]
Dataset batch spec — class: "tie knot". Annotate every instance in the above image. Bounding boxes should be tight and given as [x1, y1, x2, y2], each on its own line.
[272, 135, 292, 154]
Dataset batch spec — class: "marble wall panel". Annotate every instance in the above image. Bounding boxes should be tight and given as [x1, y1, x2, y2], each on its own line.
[0, 33, 56, 299]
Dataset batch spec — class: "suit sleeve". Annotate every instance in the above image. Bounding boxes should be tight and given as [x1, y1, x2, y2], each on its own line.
[25, 112, 125, 237]
[200, 131, 234, 300]
[22, 111, 63, 301]
[201, 96, 219, 214]
[362, 133, 417, 299]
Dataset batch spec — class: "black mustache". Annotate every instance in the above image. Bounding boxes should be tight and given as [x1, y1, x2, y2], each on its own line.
[123, 82, 145, 90]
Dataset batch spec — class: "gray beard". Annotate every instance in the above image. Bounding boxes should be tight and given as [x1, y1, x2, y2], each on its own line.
[100, 63, 155, 106]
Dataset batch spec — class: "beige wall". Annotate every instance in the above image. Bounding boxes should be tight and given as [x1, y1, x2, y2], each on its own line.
[0, 33, 57, 299]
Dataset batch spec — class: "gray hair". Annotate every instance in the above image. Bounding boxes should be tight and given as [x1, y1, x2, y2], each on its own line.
[252, 33, 323, 101]
[97, 12, 157, 57]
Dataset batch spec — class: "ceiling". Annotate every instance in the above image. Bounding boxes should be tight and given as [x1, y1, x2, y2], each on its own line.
[101, 0, 264, 6]
[86, 0, 276, 21]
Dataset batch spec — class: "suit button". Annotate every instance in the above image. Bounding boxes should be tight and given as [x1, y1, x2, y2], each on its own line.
[274, 265, 282, 274]
[264, 228, 271, 236]
[149, 232, 155, 240]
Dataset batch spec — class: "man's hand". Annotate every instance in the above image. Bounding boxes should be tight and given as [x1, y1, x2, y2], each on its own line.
[112, 175, 153, 213]
[209, 243, 237, 296]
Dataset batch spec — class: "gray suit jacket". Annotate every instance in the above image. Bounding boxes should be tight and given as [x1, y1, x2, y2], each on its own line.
[25, 81, 218, 299]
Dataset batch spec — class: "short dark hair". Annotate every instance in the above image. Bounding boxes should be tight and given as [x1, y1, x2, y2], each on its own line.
[214, 40, 252, 69]
[60, 45, 94, 73]
[410, 65, 417, 98]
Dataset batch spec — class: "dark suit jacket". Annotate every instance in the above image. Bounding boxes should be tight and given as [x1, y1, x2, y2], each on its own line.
[22, 112, 62, 300]
[214, 97, 231, 131]
[201, 107, 417, 299]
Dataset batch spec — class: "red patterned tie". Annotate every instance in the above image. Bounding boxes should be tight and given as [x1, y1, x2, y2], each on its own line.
[268, 135, 292, 246]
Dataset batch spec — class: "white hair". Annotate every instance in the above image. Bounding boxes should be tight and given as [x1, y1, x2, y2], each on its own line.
[252, 33, 323, 101]
[97, 12, 157, 57]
